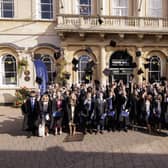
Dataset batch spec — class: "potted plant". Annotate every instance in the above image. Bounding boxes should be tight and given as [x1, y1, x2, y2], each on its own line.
[13, 87, 30, 107]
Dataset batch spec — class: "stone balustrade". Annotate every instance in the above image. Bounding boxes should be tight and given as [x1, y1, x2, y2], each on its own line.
[56, 14, 168, 33]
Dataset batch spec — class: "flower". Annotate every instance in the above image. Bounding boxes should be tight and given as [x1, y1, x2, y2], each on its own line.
[14, 87, 30, 107]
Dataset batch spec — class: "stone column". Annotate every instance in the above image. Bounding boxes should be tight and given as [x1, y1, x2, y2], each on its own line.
[136, 48, 144, 84]
[100, 46, 107, 86]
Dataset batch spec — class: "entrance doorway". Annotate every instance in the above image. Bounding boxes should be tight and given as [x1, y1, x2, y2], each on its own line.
[109, 50, 136, 84]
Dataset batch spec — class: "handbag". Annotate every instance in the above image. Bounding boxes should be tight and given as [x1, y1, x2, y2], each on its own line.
[101, 113, 107, 120]
[52, 111, 62, 117]
[107, 111, 115, 117]
[38, 124, 45, 137]
[121, 110, 129, 117]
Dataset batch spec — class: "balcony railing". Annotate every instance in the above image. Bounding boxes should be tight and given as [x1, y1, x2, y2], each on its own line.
[56, 14, 168, 33]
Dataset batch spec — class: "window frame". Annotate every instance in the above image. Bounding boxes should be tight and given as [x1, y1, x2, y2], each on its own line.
[78, 55, 90, 83]
[0, 54, 17, 87]
[147, 0, 162, 17]
[111, 0, 128, 16]
[78, 0, 91, 16]
[41, 54, 55, 85]
[37, 0, 53, 20]
[0, 0, 14, 18]
[148, 56, 161, 83]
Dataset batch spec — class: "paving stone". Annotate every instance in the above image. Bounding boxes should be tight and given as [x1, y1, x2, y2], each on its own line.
[0, 106, 168, 168]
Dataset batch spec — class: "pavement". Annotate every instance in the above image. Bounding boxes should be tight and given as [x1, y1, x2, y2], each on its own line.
[0, 106, 168, 168]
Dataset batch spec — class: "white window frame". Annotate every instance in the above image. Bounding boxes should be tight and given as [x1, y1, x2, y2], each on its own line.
[148, 0, 162, 17]
[0, 54, 17, 87]
[36, 0, 53, 20]
[111, 0, 128, 16]
[0, 0, 14, 18]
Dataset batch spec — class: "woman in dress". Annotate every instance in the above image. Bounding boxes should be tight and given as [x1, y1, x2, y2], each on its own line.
[52, 90, 64, 135]
[39, 93, 52, 136]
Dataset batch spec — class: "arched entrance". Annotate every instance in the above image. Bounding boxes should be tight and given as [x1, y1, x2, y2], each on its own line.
[109, 50, 136, 84]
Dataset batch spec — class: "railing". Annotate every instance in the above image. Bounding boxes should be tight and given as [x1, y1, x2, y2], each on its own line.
[56, 14, 168, 32]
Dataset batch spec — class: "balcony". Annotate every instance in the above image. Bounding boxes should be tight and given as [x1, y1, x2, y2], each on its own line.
[55, 14, 168, 35]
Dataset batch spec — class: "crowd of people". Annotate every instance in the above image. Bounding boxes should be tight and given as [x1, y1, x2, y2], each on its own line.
[21, 76, 168, 137]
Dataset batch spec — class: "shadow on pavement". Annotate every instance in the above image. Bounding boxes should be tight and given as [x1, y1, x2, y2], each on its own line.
[131, 125, 168, 137]
[0, 115, 27, 136]
[0, 146, 167, 168]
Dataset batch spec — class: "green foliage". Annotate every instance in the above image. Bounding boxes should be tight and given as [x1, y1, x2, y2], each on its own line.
[13, 87, 30, 107]
[18, 59, 28, 77]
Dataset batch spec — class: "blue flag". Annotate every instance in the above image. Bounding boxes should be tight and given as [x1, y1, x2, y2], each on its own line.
[34, 59, 48, 95]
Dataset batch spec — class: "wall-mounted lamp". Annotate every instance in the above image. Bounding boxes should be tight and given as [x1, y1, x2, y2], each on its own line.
[109, 40, 116, 47]
[60, 0, 64, 8]
[138, 0, 142, 11]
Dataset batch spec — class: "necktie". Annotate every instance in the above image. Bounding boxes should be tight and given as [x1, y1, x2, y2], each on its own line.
[31, 99, 35, 110]
[110, 98, 113, 110]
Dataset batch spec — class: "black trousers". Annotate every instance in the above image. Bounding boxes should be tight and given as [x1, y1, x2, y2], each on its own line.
[106, 115, 115, 130]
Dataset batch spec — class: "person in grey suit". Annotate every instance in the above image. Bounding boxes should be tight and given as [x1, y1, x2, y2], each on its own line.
[95, 91, 106, 134]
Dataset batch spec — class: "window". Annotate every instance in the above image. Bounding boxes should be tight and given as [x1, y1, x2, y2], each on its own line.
[148, 0, 162, 17]
[111, 0, 128, 16]
[78, 55, 90, 83]
[0, 0, 14, 18]
[148, 56, 161, 83]
[79, 0, 91, 15]
[1, 55, 17, 85]
[39, 0, 53, 19]
[41, 55, 55, 84]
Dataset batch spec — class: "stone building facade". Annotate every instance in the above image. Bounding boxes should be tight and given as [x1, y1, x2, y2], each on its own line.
[1, 0, 168, 103]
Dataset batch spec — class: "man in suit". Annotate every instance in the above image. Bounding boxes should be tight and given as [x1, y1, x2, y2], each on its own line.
[24, 90, 39, 136]
[106, 90, 116, 131]
[95, 91, 106, 134]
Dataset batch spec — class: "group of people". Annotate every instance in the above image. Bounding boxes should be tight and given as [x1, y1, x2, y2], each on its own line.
[21, 77, 168, 137]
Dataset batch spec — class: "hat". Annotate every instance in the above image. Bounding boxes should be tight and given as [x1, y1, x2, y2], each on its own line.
[144, 63, 149, 69]
[54, 52, 61, 60]
[137, 68, 144, 75]
[72, 58, 78, 65]
[36, 76, 43, 84]
[109, 40, 116, 47]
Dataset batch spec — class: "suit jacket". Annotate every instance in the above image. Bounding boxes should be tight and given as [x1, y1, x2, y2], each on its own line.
[51, 98, 64, 117]
[39, 100, 52, 116]
[95, 98, 106, 120]
[106, 96, 116, 112]
[24, 97, 39, 128]
[66, 97, 78, 123]
[81, 98, 93, 118]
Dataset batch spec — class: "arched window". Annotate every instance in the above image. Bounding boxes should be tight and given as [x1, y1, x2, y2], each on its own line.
[79, 0, 91, 15]
[1, 54, 17, 85]
[41, 55, 55, 84]
[78, 55, 90, 83]
[148, 0, 162, 17]
[148, 56, 161, 83]
[111, 0, 128, 16]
